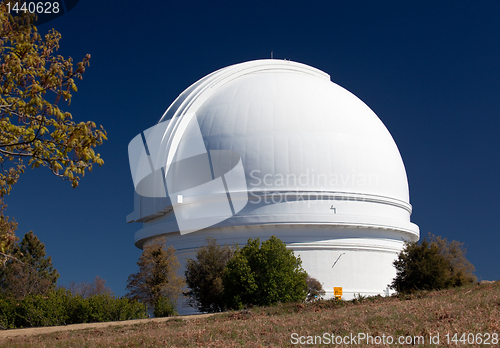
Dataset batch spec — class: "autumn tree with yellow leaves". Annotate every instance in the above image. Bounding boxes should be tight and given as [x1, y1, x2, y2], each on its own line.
[0, 3, 106, 261]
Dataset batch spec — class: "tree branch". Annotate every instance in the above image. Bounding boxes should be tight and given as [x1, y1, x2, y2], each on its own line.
[0, 251, 25, 267]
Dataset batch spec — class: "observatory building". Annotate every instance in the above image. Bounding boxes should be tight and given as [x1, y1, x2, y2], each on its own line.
[127, 59, 419, 314]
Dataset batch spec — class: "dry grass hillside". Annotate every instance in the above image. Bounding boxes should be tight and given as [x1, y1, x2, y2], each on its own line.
[0, 281, 498, 347]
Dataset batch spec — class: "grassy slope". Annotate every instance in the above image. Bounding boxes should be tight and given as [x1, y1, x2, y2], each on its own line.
[1, 281, 499, 347]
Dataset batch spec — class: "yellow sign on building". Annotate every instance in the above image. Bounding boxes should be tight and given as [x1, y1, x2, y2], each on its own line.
[334, 287, 342, 300]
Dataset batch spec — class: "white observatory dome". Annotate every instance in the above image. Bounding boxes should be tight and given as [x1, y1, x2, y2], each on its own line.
[128, 59, 419, 314]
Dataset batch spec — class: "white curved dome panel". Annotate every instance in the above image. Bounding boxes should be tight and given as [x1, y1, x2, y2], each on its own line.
[195, 71, 409, 202]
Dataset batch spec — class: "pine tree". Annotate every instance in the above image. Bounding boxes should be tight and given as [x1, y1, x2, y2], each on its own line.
[126, 237, 185, 315]
[185, 237, 235, 312]
[0, 231, 59, 299]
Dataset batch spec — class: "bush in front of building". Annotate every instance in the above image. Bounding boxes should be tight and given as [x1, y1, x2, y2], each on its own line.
[223, 236, 308, 310]
[390, 233, 476, 294]
[184, 237, 236, 313]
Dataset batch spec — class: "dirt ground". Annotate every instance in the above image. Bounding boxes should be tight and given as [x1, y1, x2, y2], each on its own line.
[0, 313, 219, 339]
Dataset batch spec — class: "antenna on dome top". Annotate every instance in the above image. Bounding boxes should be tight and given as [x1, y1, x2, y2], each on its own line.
[271, 51, 273, 59]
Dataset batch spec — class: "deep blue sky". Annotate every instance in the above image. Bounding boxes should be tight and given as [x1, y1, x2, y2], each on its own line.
[5, 0, 500, 295]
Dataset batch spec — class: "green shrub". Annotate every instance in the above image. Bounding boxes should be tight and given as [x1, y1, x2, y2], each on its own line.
[223, 236, 308, 310]
[0, 297, 16, 329]
[0, 289, 147, 328]
[153, 296, 178, 317]
[185, 237, 235, 313]
[391, 234, 476, 294]
[68, 292, 147, 324]
[13, 288, 70, 328]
